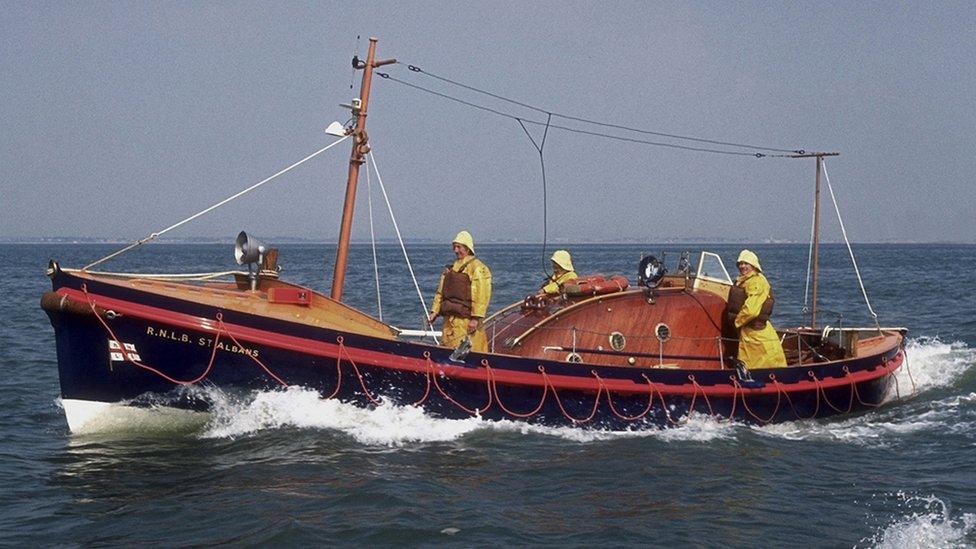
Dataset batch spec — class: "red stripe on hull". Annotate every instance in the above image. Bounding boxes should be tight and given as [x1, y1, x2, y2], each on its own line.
[60, 287, 902, 397]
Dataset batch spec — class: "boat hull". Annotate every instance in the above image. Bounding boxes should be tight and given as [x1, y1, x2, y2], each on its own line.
[44, 271, 905, 432]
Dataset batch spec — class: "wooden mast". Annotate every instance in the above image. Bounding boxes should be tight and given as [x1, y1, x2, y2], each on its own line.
[330, 37, 396, 301]
[791, 152, 838, 328]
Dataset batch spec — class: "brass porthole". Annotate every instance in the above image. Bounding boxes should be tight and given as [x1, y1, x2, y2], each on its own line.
[566, 352, 583, 363]
[655, 323, 671, 342]
[609, 331, 626, 351]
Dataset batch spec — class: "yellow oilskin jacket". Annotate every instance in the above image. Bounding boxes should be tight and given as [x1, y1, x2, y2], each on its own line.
[541, 270, 578, 295]
[431, 256, 492, 352]
[734, 271, 787, 369]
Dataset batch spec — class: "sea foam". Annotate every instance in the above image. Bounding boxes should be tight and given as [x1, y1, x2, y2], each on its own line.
[895, 337, 976, 396]
[861, 493, 976, 549]
[66, 338, 975, 444]
[197, 386, 738, 445]
[753, 337, 976, 446]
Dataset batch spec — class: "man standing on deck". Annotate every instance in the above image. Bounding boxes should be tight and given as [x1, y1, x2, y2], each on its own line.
[428, 231, 492, 353]
[732, 250, 787, 369]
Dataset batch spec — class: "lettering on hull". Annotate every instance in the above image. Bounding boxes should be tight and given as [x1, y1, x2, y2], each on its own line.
[145, 326, 260, 358]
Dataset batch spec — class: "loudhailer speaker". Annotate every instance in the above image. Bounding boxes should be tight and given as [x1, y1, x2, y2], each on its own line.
[234, 231, 267, 265]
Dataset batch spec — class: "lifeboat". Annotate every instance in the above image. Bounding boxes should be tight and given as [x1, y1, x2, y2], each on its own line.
[40, 38, 908, 432]
[42, 247, 906, 432]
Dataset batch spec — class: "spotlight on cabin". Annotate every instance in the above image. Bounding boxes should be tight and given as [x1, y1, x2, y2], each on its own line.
[637, 255, 666, 289]
[235, 231, 267, 291]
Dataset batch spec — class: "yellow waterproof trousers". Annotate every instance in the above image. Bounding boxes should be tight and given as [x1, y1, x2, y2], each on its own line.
[738, 322, 787, 369]
[441, 316, 487, 353]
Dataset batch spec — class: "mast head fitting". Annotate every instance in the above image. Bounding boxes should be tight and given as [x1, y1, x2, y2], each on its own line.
[339, 98, 362, 113]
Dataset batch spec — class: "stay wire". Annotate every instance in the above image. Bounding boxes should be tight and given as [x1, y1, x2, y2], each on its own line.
[364, 157, 382, 321]
[83, 136, 350, 270]
[367, 147, 438, 344]
[400, 62, 803, 155]
[376, 72, 771, 158]
[821, 159, 880, 329]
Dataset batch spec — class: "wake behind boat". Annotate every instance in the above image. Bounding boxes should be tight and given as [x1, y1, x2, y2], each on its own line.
[42, 38, 909, 433]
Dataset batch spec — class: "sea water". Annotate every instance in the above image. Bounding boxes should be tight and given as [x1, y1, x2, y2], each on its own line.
[2, 242, 974, 546]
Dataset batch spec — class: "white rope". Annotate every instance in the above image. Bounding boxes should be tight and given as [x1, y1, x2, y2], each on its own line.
[365, 159, 383, 321]
[821, 160, 880, 326]
[68, 268, 241, 280]
[84, 136, 350, 270]
[802, 177, 816, 313]
[367, 148, 439, 344]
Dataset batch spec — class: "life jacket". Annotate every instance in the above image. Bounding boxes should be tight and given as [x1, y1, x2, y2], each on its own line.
[438, 257, 476, 318]
[724, 284, 775, 331]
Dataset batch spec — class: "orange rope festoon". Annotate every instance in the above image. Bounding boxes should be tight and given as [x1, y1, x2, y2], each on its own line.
[336, 336, 383, 405]
[427, 356, 493, 415]
[410, 352, 434, 406]
[219, 316, 289, 387]
[486, 361, 549, 418]
[688, 375, 716, 417]
[809, 370, 853, 414]
[843, 366, 885, 408]
[732, 377, 781, 424]
[541, 368, 602, 423]
[903, 351, 918, 396]
[599, 373, 656, 421]
[772, 374, 820, 421]
[83, 284, 229, 386]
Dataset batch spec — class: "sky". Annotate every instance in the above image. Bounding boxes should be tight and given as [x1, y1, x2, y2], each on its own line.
[2, 1, 975, 244]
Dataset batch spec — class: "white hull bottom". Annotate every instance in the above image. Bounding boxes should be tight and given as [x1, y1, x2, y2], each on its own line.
[60, 399, 209, 434]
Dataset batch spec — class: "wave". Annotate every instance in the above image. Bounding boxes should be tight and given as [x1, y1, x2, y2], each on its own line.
[895, 337, 976, 396]
[66, 337, 976, 444]
[755, 390, 976, 445]
[861, 493, 976, 548]
[750, 337, 976, 446]
[199, 387, 739, 445]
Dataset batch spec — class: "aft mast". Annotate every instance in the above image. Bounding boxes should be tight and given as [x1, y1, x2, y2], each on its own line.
[791, 151, 839, 328]
[330, 37, 396, 301]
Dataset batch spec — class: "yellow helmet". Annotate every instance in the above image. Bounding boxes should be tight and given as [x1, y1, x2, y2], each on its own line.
[736, 249, 762, 272]
[550, 250, 574, 272]
[452, 230, 475, 254]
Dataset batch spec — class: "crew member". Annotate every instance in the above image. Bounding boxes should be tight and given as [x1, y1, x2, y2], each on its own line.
[539, 250, 578, 295]
[428, 230, 492, 352]
[731, 249, 787, 369]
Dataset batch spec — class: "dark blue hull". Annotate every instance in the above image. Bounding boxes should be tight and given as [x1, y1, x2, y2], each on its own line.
[44, 270, 904, 431]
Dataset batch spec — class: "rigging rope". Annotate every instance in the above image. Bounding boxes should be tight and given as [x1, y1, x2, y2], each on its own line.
[367, 148, 438, 343]
[399, 63, 803, 154]
[83, 136, 351, 270]
[77, 269, 241, 280]
[365, 159, 383, 320]
[375, 73, 777, 157]
[821, 159, 881, 328]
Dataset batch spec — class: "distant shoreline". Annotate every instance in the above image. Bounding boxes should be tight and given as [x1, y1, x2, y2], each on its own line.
[1, 238, 972, 245]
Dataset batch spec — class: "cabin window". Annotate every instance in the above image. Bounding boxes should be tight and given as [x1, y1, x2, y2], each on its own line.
[655, 323, 671, 342]
[566, 352, 583, 363]
[609, 331, 626, 351]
